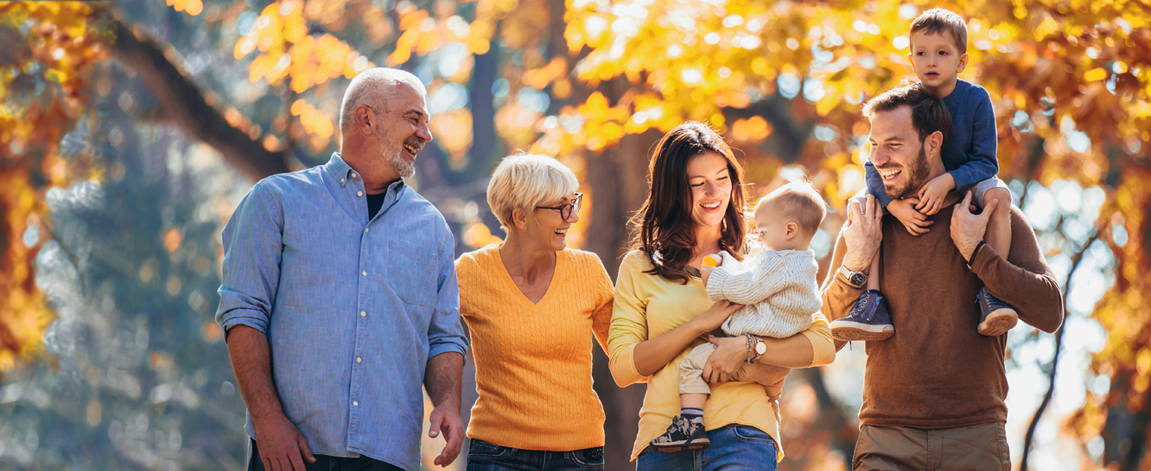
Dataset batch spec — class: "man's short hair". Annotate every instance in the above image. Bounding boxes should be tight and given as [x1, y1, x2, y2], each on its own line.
[862, 85, 953, 147]
[910, 8, 968, 55]
[487, 153, 580, 232]
[757, 180, 827, 235]
[339, 68, 426, 136]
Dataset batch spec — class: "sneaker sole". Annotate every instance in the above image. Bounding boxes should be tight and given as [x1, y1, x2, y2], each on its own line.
[650, 439, 711, 454]
[978, 310, 1018, 336]
[830, 324, 894, 342]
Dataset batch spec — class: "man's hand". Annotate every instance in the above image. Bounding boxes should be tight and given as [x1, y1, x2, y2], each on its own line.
[951, 191, 1000, 261]
[253, 413, 316, 471]
[916, 173, 956, 216]
[841, 195, 884, 272]
[888, 198, 933, 236]
[428, 404, 465, 467]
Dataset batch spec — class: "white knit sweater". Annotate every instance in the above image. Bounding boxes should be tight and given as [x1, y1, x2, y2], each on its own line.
[706, 249, 821, 338]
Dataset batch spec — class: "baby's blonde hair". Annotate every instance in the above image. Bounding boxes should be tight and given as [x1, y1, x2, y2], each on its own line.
[755, 180, 827, 235]
[487, 153, 580, 231]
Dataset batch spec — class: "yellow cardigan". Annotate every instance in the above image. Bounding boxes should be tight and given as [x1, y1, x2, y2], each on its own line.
[608, 250, 836, 461]
[456, 245, 614, 451]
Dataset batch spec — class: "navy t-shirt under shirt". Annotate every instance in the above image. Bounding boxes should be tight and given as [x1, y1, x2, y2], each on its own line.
[366, 192, 386, 222]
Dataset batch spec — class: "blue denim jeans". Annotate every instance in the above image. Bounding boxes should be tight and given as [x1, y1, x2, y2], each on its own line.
[636, 425, 778, 471]
[248, 439, 404, 471]
[465, 438, 605, 470]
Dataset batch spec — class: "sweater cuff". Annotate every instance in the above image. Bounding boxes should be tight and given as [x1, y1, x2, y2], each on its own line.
[608, 343, 647, 386]
[706, 267, 733, 301]
[801, 328, 836, 367]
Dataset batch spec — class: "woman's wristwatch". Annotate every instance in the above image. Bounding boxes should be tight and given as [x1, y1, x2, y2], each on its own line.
[745, 334, 766, 364]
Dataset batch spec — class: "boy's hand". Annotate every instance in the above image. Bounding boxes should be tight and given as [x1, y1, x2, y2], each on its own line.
[888, 198, 933, 236]
[701, 265, 714, 286]
[916, 173, 956, 216]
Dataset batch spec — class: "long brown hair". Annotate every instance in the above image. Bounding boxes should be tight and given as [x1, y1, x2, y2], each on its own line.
[628, 122, 750, 284]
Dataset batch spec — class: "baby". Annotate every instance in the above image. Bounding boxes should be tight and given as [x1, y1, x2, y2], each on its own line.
[650, 181, 826, 453]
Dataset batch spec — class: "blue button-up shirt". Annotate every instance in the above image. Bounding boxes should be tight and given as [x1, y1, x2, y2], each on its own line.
[216, 154, 468, 471]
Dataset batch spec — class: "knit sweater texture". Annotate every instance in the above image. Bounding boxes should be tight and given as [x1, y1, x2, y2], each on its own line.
[456, 245, 614, 451]
[706, 249, 820, 338]
[821, 194, 1064, 428]
[609, 250, 836, 461]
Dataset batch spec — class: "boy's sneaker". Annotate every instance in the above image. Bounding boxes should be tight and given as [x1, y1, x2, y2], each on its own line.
[650, 415, 709, 453]
[830, 290, 894, 342]
[976, 287, 1017, 336]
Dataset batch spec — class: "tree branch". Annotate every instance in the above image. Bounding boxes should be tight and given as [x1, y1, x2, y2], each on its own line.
[1020, 228, 1099, 470]
[105, 14, 291, 181]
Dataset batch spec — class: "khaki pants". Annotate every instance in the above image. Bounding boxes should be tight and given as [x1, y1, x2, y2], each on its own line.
[678, 342, 753, 395]
[852, 422, 1010, 471]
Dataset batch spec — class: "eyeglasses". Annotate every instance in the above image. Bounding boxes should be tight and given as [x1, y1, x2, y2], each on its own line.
[537, 193, 583, 221]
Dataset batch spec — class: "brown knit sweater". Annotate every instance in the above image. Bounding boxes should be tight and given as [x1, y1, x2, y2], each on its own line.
[821, 194, 1064, 428]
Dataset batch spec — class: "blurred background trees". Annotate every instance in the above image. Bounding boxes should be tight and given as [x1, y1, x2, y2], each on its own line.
[1, 0, 1148, 469]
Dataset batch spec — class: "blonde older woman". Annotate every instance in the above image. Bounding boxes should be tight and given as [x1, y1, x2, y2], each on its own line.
[456, 153, 613, 470]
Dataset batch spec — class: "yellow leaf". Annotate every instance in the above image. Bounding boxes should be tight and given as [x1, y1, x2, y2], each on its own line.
[1084, 68, 1109, 82]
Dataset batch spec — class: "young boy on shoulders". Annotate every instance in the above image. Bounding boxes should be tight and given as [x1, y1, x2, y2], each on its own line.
[832, 8, 1017, 341]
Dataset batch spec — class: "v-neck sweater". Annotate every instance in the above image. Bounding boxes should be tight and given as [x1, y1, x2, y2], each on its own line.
[456, 244, 615, 451]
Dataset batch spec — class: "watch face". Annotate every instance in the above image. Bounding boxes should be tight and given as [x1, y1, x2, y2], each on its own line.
[755, 342, 767, 354]
[850, 273, 867, 286]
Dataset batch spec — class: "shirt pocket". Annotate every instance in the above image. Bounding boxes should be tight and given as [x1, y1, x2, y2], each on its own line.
[387, 239, 437, 307]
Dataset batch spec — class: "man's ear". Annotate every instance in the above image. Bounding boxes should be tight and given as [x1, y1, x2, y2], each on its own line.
[957, 53, 969, 74]
[927, 130, 944, 157]
[356, 105, 374, 135]
[785, 222, 799, 240]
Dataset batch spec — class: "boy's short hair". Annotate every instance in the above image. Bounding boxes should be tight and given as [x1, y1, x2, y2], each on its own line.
[756, 180, 827, 236]
[862, 85, 953, 148]
[487, 153, 580, 232]
[910, 8, 968, 54]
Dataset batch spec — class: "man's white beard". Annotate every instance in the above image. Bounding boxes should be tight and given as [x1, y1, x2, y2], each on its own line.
[376, 127, 415, 179]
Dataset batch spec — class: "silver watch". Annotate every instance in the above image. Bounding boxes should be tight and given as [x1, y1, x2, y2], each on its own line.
[837, 264, 867, 288]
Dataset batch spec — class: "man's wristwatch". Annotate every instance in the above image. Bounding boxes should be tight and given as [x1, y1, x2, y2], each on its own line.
[837, 264, 868, 288]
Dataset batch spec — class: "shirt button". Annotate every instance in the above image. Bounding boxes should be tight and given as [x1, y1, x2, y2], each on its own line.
[364, 228, 369, 233]
[357, 191, 363, 197]
[356, 357, 362, 363]
[353, 401, 359, 407]
[362, 271, 367, 276]
[360, 311, 366, 317]
[351, 173, 358, 179]
[341, 178, 346, 183]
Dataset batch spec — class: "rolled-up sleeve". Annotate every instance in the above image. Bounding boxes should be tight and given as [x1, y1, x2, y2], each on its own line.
[216, 183, 283, 336]
[608, 252, 649, 388]
[427, 225, 468, 359]
[800, 312, 836, 367]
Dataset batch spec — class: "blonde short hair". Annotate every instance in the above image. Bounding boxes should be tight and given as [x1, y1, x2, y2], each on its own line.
[487, 153, 580, 231]
[756, 180, 827, 235]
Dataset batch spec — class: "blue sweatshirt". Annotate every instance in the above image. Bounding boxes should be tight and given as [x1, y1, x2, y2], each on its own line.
[866, 79, 999, 208]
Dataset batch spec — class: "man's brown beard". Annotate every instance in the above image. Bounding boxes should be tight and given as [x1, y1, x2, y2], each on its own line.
[883, 144, 931, 200]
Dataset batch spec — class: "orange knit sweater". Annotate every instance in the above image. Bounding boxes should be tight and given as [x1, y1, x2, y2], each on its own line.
[455, 245, 614, 451]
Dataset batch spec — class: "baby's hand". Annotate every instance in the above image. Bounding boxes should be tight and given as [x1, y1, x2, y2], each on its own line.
[916, 173, 956, 216]
[701, 265, 714, 286]
[888, 198, 933, 236]
[703, 254, 721, 267]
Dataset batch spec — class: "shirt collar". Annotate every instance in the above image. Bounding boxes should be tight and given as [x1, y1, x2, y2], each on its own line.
[325, 153, 407, 193]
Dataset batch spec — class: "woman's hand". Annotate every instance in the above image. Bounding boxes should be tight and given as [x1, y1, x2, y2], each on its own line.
[702, 334, 749, 383]
[691, 300, 743, 334]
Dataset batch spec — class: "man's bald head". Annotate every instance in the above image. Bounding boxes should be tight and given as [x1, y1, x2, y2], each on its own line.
[339, 68, 427, 137]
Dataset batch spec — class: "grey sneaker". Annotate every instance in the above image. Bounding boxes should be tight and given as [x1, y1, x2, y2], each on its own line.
[976, 286, 1017, 336]
[830, 290, 894, 342]
[650, 415, 709, 453]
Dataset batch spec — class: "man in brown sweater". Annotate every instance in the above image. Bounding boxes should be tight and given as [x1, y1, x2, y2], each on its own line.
[821, 85, 1064, 470]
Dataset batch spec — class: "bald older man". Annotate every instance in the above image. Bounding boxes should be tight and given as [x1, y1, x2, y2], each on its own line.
[217, 68, 468, 471]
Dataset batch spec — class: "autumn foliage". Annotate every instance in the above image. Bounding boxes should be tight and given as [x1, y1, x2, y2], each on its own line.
[4, 0, 1151, 468]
